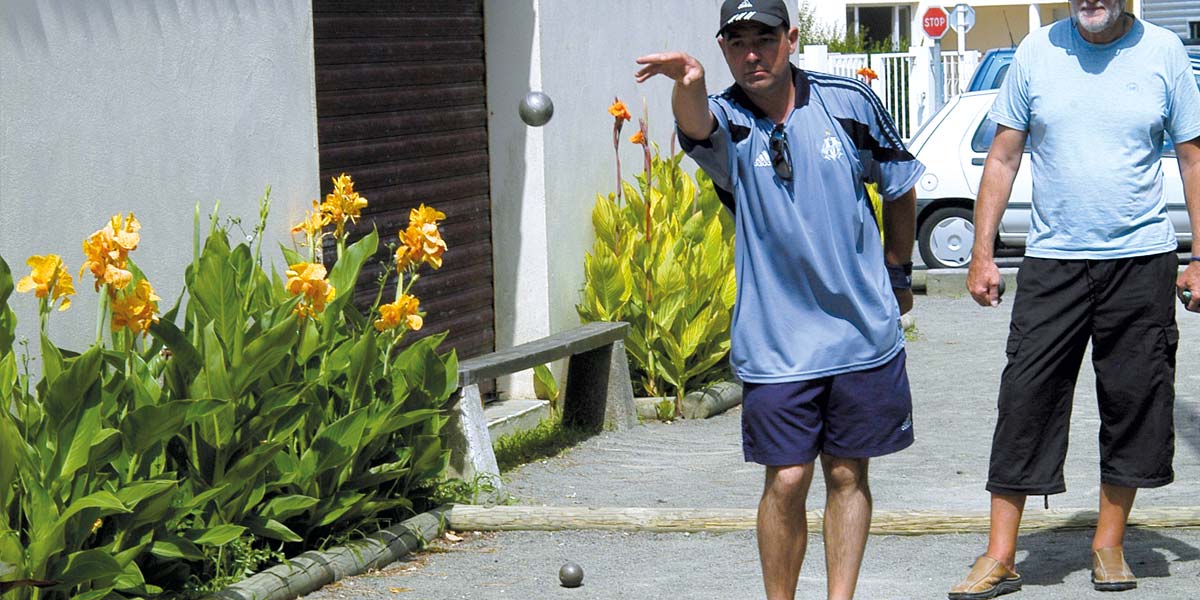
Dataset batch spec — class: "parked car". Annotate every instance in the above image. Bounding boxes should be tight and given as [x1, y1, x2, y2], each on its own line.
[907, 89, 1194, 268]
[966, 47, 1199, 92]
[965, 48, 1015, 92]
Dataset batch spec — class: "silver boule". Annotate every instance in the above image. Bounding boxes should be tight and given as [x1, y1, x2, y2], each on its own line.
[519, 90, 554, 126]
[558, 561, 583, 588]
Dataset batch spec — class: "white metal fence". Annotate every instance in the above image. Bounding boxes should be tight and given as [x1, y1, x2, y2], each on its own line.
[799, 45, 980, 140]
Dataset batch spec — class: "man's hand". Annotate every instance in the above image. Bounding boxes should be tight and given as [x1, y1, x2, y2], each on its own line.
[1179, 261, 1200, 313]
[894, 288, 914, 315]
[967, 258, 1003, 307]
[635, 52, 705, 86]
[635, 52, 713, 145]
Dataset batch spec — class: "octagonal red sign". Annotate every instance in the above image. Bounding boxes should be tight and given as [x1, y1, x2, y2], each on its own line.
[923, 6, 950, 39]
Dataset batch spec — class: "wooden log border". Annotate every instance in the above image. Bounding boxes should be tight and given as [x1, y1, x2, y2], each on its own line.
[446, 505, 1200, 535]
[205, 507, 447, 600]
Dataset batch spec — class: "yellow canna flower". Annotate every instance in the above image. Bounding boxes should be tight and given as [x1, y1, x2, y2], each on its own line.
[80, 213, 140, 292]
[374, 294, 423, 332]
[608, 98, 631, 122]
[110, 279, 160, 336]
[394, 204, 448, 271]
[321, 173, 369, 238]
[409, 204, 446, 228]
[286, 262, 337, 319]
[16, 254, 75, 311]
[629, 131, 646, 145]
[292, 200, 330, 237]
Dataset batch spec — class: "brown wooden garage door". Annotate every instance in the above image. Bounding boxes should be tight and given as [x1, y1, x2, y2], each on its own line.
[312, 0, 494, 360]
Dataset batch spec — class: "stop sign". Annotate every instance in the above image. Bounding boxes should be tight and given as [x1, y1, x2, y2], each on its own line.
[923, 6, 950, 40]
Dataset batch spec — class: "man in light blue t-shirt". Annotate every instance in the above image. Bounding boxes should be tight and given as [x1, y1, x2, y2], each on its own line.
[951, 1, 1200, 598]
[635, 1, 924, 598]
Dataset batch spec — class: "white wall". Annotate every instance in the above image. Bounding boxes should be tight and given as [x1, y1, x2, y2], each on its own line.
[0, 0, 320, 354]
[485, 0, 797, 396]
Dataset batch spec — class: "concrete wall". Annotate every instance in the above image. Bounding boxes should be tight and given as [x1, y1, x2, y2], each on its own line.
[0, 0, 320, 354]
[485, 0, 798, 396]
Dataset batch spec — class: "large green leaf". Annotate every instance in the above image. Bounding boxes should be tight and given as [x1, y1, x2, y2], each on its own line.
[301, 409, 368, 475]
[189, 524, 246, 547]
[230, 317, 299, 396]
[260, 495, 319, 521]
[148, 536, 204, 561]
[54, 548, 121, 588]
[0, 256, 14, 355]
[323, 229, 378, 322]
[191, 234, 243, 349]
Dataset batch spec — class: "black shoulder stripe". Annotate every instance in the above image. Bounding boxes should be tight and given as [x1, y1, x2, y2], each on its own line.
[835, 117, 915, 162]
[807, 75, 906, 150]
[714, 184, 736, 215]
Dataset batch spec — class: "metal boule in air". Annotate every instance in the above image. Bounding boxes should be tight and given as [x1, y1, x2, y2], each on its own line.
[519, 91, 554, 126]
[558, 561, 583, 588]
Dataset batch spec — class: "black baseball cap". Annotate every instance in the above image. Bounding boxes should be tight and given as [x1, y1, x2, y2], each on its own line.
[717, 0, 791, 37]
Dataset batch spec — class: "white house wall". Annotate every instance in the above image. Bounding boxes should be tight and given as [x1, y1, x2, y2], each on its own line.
[485, 0, 798, 397]
[1142, 0, 1200, 38]
[0, 0, 320, 355]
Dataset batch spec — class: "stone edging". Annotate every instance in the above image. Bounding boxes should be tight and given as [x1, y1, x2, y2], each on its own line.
[205, 506, 448, 600]
[634, 381, 743, 420]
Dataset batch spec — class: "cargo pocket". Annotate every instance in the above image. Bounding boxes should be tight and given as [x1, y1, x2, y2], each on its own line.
[1005, 333, 1023, 359]
[1162, 325, 1179, 373]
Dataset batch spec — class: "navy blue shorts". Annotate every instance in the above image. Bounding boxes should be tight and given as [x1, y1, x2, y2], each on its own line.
[741, 350, 914, 466]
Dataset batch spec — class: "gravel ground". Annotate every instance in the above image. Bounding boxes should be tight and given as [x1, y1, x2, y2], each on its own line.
[301, 296, 1200, 599]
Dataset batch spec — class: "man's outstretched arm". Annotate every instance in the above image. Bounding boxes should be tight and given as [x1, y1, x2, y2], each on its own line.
[635, 52, 714, 141]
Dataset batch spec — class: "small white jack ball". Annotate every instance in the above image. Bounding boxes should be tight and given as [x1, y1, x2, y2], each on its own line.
[519, 91, 554, 127]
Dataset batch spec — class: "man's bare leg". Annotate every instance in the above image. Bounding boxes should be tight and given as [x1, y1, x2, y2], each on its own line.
[821, 456, 871, 600]
[986, 493, 1026, 568]
[758, 464, 816, 600]
[1093, 484, 1136, 551]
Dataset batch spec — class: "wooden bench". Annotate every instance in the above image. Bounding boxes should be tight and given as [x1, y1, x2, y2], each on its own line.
[445, 321, 637, 486]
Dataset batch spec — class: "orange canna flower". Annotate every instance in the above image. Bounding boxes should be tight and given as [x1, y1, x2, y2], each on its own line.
[16, 254, 75, 311]
[286, 262, 336, 319]
[409, 204, 446, 229]
[629, 131, 646, 145]
[110, 279, 160, 336]
[855, 67, 878, 82]
[608, 98, 632, 122]
[374, 294, 423, 332]
[292, 200, 330, 237]
[394, 204, 448, 271]
[321, 173, 368, 237]
[80, 213, 140, 292]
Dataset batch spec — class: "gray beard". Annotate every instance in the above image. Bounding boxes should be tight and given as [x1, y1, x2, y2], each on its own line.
[1073, 6, 1123, 34]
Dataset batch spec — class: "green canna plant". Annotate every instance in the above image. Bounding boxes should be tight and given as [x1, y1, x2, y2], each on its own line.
[579, 102, 736, 417]
[0, 178, 459, 599]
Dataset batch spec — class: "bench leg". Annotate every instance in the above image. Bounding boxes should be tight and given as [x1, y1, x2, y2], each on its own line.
[562, 340, 637, 431]
[445, 384, 503, 492]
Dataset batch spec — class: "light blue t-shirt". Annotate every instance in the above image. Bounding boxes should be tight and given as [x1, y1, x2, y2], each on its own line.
[990, 18, 1200, 259]
[681, 67, 924, 383]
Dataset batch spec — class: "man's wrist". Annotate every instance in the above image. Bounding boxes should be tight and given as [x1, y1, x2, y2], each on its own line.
[1190, 256, 1200, 263]
[886, 261, 913, 289]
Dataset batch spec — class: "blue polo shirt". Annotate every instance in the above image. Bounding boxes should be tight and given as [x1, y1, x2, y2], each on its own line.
[990, 18, 1200, 259]
[681, 66, 925, 383]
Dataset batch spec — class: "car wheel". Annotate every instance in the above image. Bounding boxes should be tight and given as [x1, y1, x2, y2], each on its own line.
[918, 207, 975, 269]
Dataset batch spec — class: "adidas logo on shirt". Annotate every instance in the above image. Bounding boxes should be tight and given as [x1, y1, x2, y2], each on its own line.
[754, 150, 772, 168]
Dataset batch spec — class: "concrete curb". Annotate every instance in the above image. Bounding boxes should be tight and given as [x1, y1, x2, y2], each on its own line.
[205, 506, 448, 600]
[914, 267, 1020, 297]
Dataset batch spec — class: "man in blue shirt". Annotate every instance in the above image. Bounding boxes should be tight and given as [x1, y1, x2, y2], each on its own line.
[636, 1, 923, 597]
[952, 0, 1200, 597]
